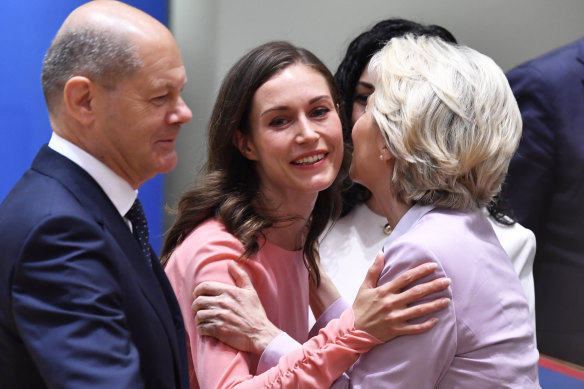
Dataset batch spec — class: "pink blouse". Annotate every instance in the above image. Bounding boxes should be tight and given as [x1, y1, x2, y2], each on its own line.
[165, 218, 381, 388]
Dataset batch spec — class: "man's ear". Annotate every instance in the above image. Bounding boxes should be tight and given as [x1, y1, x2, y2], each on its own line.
[63, 76, 96, 126]
[233, 130, 258, 161]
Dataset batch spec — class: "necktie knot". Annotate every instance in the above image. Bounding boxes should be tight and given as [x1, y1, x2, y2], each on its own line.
[126, 198, 152, 266]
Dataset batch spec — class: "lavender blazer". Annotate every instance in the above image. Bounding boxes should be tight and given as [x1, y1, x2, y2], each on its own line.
[266, 205, 539, 387]
[337, 205, 539, 388]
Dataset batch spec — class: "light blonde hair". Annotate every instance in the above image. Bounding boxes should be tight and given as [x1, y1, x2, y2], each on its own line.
[369, 34, 522, 209]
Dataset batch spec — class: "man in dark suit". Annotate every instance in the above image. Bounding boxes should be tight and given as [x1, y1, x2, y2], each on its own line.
[505, 37, 584, 366]
[0, 1, 193, 387]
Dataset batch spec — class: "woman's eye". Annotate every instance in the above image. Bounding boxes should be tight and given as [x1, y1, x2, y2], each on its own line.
[354, 94, 370, 104]
[269, 117, 288, 127]
[311, 107, 330, 118]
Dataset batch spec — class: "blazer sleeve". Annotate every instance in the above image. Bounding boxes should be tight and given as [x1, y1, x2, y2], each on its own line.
[11, 214, 144, 388]
[345, 239, 456, 388]
[258, 298, 350, 374]
[505, 64, 557, 235]
[166, 226, 382, 389]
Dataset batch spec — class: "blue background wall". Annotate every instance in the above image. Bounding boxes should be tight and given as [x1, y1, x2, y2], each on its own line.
[0, 0, 168, 253]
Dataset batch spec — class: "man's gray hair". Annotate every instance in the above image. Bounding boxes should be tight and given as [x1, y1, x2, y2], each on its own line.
[41, 27, 143, 112]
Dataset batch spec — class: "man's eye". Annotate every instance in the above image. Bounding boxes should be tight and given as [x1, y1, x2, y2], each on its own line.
[152, 94, 169, 104]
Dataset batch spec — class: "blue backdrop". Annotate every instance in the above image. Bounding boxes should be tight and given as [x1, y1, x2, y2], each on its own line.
[0, 0, 168, 253]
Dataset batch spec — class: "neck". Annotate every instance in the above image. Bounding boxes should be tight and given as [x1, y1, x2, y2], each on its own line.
[380, 197, 411, 230]
[365, 195, 385, 216]
[55, 124, 143, 189]
[257, 189, 317, 251]
[371, 182, 411, 230]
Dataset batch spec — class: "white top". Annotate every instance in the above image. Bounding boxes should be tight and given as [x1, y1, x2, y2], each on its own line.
[487, 209, 537, 332]
[314, 202, 537, 332]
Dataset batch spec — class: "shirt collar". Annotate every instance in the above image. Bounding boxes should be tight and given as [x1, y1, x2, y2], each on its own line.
[382, 203, 435, 253]
[48, 132, 137, 217]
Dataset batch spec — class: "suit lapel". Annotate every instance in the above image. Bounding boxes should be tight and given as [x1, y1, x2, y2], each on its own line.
[31, 145, 185, 374]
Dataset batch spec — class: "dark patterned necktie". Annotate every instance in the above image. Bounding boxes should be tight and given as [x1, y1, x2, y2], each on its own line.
[125, 198, 152, 267]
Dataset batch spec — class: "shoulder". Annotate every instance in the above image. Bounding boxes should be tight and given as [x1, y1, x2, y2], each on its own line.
[0, 172, 100, 257]
[507, 38, 582, 89]
[381, 209, 488, 277]
[2, 168, 82, 219]
[171, 218, 244, 261]
[165, 218, 245, 285]
[488, 217, 536, 251]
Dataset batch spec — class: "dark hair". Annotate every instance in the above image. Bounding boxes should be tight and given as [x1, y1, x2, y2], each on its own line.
[161, 41, 348, 284]
[335, 19, 457, 217]
[41, 27, 142, 112]
[335, 19, 514, 225]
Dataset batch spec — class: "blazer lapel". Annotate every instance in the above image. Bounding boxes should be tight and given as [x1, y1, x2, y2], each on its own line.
[102, 205, 185, 367]
[31, 145, 184, 370]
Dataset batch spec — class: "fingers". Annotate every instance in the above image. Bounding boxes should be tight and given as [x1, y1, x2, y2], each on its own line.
[398, 277, 451, 304]
[362, 253, 385, 289]
[227, 261, 253, 289]
[192, 294, 220, 314]
[390, 297, 450, 336]
[397, 297, 451, 322]
[193, 263, 253, 300]
[375, 298, 450, 339]
[387, 262, 439, 292]
[193, 281, 231, 299]
[192, 291, 238, 313]
[394, 317, 440, 336]
[194, 306, 222, 326]
[195, 310, 228, 338]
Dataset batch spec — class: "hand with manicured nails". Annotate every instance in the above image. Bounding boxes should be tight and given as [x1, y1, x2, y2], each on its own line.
[192, 254, 450, 354]
[352, 254, 450, 341]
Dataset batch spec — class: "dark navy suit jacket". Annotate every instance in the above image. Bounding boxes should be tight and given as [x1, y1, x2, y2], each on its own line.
[0, 145, 189, 388]
[505, 37, 584, 365]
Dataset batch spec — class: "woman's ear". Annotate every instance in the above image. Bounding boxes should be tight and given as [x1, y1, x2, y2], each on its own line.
[376, 130, 393, 162]
[63, 76, 95, 126]
[378, 145, 393, 162]
[233, 130, 258, 161]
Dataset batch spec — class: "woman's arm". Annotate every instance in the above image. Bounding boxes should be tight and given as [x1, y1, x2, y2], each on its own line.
[193, 255, 450, 363]
[189, 255, 378, 388]
[193, 261, 283, 355]
[168, 223, 381, 389]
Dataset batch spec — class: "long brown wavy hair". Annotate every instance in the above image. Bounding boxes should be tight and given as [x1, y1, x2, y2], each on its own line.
[161, 41, 349, 284]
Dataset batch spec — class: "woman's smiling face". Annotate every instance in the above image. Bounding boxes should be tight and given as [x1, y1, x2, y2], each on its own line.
[238, 63, 344, 200]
